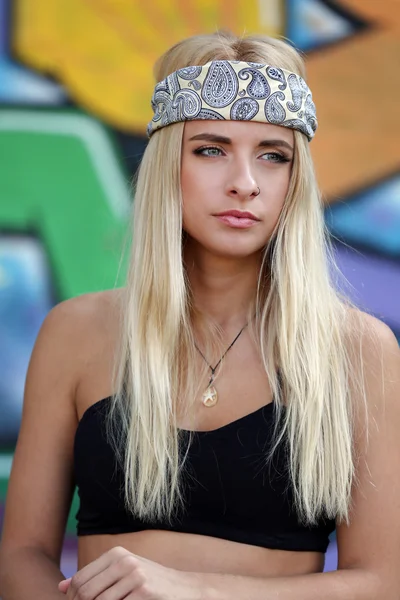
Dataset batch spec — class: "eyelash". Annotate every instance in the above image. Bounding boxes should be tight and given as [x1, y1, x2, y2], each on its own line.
[193, 145, 291, 163]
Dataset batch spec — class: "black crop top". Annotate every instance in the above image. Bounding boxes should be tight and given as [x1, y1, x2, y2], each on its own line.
[74, 397, 336, 553]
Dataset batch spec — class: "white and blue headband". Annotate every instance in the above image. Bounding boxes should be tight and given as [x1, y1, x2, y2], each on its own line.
[147, 59, 317, 141]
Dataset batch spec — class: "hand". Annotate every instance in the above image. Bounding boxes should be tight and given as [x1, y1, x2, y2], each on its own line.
[58, 546, 203, 599]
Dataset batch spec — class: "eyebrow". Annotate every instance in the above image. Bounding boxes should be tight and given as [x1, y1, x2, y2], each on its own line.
[188, 133, 294, 152]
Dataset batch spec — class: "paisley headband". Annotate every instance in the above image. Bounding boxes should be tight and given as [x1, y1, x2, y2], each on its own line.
[147, 60, 317, 141]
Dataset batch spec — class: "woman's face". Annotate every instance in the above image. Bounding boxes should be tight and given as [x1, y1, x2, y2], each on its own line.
[181, 120, 294, 259]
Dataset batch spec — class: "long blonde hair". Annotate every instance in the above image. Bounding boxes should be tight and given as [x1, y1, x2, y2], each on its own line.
[109, 31, 366, 525]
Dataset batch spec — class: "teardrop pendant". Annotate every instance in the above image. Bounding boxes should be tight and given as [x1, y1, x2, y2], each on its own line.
[202, 386, 218, 407]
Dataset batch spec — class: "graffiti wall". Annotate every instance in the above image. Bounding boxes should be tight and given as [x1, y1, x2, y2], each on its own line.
[0, 0, 399, 576]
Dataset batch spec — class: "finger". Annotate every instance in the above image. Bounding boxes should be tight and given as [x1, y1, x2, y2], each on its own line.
[67, 546, 129, 598]
[91, 567, 146, 600]
[70, 553, 142, 600]
[58, 578, 71, 593]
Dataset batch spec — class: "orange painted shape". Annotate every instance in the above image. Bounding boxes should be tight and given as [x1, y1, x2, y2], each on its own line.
[342, 0, 400, 30]
[308, 1, 400, 201]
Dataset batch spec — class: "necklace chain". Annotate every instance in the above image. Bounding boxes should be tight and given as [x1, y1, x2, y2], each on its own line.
[194, 323, 248, 387]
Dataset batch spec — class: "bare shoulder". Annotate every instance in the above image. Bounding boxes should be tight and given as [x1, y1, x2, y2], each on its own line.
[48, 289, 126, 417]
[344, 307, 399, 385]
[41, 288, 123, 370]
[24, 285, 124, 438]
[45, 287, 123, 332]
[344, 306, 397, 341]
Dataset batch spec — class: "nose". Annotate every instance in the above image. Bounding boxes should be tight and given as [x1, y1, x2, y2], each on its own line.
[226, 162, 259, 200]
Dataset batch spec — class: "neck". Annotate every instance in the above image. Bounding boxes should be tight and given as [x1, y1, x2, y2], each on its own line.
[184, 243, 263, 331]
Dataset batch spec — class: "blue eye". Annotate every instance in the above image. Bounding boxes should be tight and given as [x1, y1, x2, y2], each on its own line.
[261, 152, 290, 163]
[193, 146, 222, 157]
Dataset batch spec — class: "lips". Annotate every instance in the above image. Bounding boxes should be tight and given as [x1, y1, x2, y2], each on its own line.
[214, 210, 260, 229]
[215, 210, 260, 221]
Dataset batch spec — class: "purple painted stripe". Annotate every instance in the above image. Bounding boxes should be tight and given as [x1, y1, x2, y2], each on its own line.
[324, 540, 338, 572]
[0, 0, 8, 55]
[61, 537, 78, 579]
[334, 244, 400, 332]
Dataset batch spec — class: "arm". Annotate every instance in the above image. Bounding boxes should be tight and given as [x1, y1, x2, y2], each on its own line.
[0, 299, 92, 599]
[195, 569, 381, 600]
[0, 547, 71, 600]
[58, 548, 381, 600]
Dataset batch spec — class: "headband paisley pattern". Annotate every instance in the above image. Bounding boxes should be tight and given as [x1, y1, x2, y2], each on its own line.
[147, 60, 317, 141]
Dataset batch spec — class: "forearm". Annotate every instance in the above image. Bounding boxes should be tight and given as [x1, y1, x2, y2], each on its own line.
[197, 568, 384, 600]
[0, 546, 65, 600]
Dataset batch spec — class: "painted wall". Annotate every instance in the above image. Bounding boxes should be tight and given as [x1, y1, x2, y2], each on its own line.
[0, 0, 399, 577]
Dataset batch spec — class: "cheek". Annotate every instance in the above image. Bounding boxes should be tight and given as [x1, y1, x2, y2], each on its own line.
[262, 171, 290, 214]
[181, 195, 206, 235]
[181, 164, 197, 232]
[181, 159, 199, 210]
[181, 163, 217, 229]
[180, 161, 191, 199]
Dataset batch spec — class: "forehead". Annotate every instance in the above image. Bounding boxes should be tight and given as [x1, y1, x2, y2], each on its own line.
[183, 119, 294, 145]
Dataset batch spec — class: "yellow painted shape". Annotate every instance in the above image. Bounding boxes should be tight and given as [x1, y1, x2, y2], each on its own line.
[13, 0, 283, 134]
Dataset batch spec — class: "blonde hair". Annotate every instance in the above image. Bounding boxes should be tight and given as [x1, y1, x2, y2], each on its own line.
[109, 31, 366, 525]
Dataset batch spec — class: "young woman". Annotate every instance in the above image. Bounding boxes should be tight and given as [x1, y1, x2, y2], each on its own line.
[0, 31, 399, 600]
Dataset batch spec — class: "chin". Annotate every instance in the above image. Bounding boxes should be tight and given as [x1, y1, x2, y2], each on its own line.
[211, 243, 266, 260]
[183, 233, 269, 260]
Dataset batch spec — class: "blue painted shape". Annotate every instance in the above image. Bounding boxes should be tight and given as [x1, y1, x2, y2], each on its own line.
[0, 235, 54, 446]
[333, 242, 400, 334]
[287, 0, 356, 51]
[0, 58, 66, 103]
[326, 174, 400, 256]
[0, 0, 66, 104]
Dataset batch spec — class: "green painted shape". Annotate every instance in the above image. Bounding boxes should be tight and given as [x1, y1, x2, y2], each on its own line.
[0, 109, 130, 298]
[0, 477, 8, 502]
[67, 489, 80, 535]
[0, 109, 133, 534]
